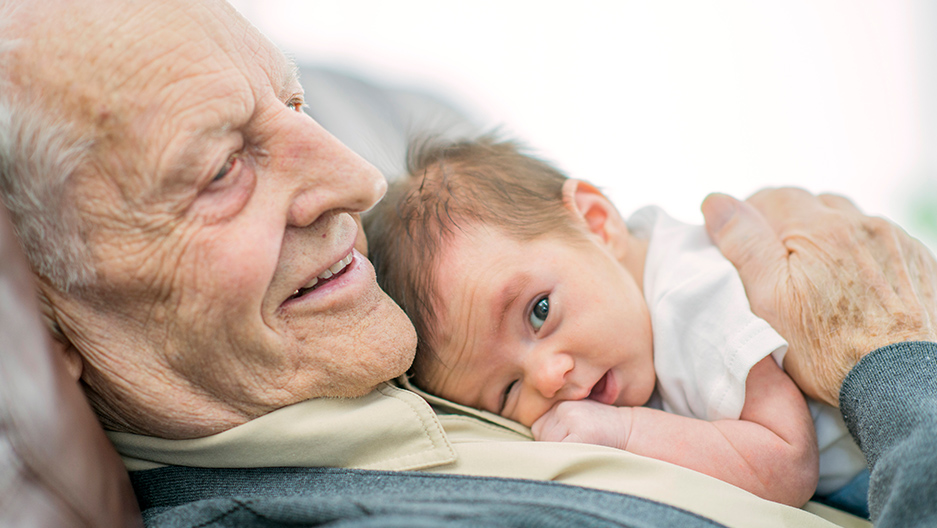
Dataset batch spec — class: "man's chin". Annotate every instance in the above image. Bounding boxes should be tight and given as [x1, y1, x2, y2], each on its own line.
[330, 299, 417, 398]
[371, 301, 419, 379]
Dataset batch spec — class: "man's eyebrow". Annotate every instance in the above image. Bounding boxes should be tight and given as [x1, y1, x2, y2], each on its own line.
[493, 273, 532, 336]
[277, 55, 301, 100]
[159, 55, 299, 189]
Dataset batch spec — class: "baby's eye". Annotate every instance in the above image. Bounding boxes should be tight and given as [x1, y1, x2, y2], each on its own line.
[529, 296, 549, 330]
[500, 380, 518, 414]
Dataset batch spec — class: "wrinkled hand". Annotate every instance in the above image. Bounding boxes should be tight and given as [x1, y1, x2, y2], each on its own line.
[702, 188, 937, 406]
[531, 399, 632, 450]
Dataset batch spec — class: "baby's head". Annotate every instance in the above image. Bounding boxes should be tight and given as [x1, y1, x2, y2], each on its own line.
[364, 135, 654, 427]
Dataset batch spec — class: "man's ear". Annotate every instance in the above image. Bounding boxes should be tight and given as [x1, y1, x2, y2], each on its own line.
[57, 340, 84, 382]
[37, 288, 84, 381]
[561, 179, 631, 259]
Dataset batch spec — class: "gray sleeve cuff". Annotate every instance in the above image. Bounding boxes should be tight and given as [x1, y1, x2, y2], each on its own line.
[839, 341, 937, 524]
[839, 341, 937, 469]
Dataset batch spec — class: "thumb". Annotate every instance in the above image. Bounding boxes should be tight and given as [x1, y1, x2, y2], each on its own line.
[701, 193, 789, 321]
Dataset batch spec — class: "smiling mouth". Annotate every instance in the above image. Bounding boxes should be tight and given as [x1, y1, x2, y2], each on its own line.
[288, 252, 354, 301]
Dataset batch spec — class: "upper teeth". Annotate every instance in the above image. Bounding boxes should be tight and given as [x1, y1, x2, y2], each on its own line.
[296, 252, 353, 294]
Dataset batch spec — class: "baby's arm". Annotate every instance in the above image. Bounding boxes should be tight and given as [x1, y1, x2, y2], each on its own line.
[532, 357, 819, 507]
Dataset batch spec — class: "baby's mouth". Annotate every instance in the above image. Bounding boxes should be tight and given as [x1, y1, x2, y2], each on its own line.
[587, 370, 617, 405]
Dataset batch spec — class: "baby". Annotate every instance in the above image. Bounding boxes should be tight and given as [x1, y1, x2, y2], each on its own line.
[364, 135, 869, 516]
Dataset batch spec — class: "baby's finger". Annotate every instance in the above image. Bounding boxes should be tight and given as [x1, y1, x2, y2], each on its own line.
[531, 410, 556, 440]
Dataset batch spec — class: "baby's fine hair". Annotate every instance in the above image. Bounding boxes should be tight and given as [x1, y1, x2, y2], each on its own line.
[364, 134, 584, 384]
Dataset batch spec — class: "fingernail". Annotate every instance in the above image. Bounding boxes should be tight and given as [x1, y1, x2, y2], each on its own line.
[702, 193, 738, 233]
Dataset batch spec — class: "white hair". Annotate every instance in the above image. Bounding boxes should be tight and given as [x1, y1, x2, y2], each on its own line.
[0, 5, 95, 291]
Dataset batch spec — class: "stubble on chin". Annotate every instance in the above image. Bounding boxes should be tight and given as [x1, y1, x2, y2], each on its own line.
[304, 293, 418, 399]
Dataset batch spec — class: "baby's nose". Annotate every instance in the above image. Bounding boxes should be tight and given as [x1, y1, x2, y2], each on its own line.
[530, 353, 574, 399]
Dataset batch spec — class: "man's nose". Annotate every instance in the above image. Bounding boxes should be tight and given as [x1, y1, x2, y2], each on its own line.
[281, 113, 387, 228]
[528, 352, 574, 399]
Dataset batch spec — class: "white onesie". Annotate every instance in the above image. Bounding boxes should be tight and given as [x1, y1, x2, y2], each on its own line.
[627, 206, 867, 495]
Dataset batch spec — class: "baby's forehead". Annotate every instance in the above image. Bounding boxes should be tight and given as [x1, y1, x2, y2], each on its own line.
[413, 332, 484, 404]
[428, 225, 510, 300]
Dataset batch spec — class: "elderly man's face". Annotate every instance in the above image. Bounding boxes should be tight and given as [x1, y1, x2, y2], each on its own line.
[15, 0, 416, 438]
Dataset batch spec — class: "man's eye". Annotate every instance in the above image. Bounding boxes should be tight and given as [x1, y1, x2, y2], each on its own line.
[529, 296, 549, 330]
[213, 154, 238, 183]
[287, 97, 305, 112]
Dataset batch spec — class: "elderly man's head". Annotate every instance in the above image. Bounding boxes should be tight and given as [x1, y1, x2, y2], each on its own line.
[0, 0, 417, 439]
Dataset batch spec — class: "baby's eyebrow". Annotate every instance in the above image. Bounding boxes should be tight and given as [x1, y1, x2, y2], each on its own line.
[492, 273, 532, 336]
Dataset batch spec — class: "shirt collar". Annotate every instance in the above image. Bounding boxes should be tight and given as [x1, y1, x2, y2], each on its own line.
[108, 382, 457, 472]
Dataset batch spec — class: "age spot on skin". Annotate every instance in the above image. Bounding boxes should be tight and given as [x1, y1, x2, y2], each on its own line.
[852, 308, 863, 326]
[837, 297, 850, 313]
[889, 314, 913, 335]
[96, 105, 112, 125]
[833, 296, 864, 329]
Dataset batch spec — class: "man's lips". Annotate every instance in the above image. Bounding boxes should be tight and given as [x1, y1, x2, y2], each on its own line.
[587, 370, 618, 405]
[287, 251, 354, 301]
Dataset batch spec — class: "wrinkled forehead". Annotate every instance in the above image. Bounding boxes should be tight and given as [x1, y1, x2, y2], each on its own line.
[5, 0, 292, 142]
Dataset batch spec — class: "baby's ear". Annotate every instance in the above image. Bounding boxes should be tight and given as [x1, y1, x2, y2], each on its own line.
[562, 179, 631, 258]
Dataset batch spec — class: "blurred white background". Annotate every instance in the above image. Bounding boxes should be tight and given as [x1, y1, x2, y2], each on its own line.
[230, 0, 937, 248]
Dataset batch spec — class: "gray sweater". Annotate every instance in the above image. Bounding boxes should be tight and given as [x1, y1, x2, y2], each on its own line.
[840, 341, 937, 526]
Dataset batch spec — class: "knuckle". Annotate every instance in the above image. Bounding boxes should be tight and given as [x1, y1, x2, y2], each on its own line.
[818, 192, 861, 212]
[862, 215, 893, 236]
[749, 186, 804, 204]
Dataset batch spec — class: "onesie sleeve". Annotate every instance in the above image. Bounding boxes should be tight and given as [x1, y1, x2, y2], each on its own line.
[632, 206, 788, 421]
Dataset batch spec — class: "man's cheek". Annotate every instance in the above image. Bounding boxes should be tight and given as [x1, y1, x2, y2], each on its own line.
[193, 230, 279, 299]
[352, 213, 368, 257]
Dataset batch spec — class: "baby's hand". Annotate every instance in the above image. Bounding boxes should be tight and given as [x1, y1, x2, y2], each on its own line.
[531, 399, 632, 450]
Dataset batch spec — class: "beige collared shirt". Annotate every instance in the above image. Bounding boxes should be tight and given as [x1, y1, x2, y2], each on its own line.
[109, 380, 867, 528]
